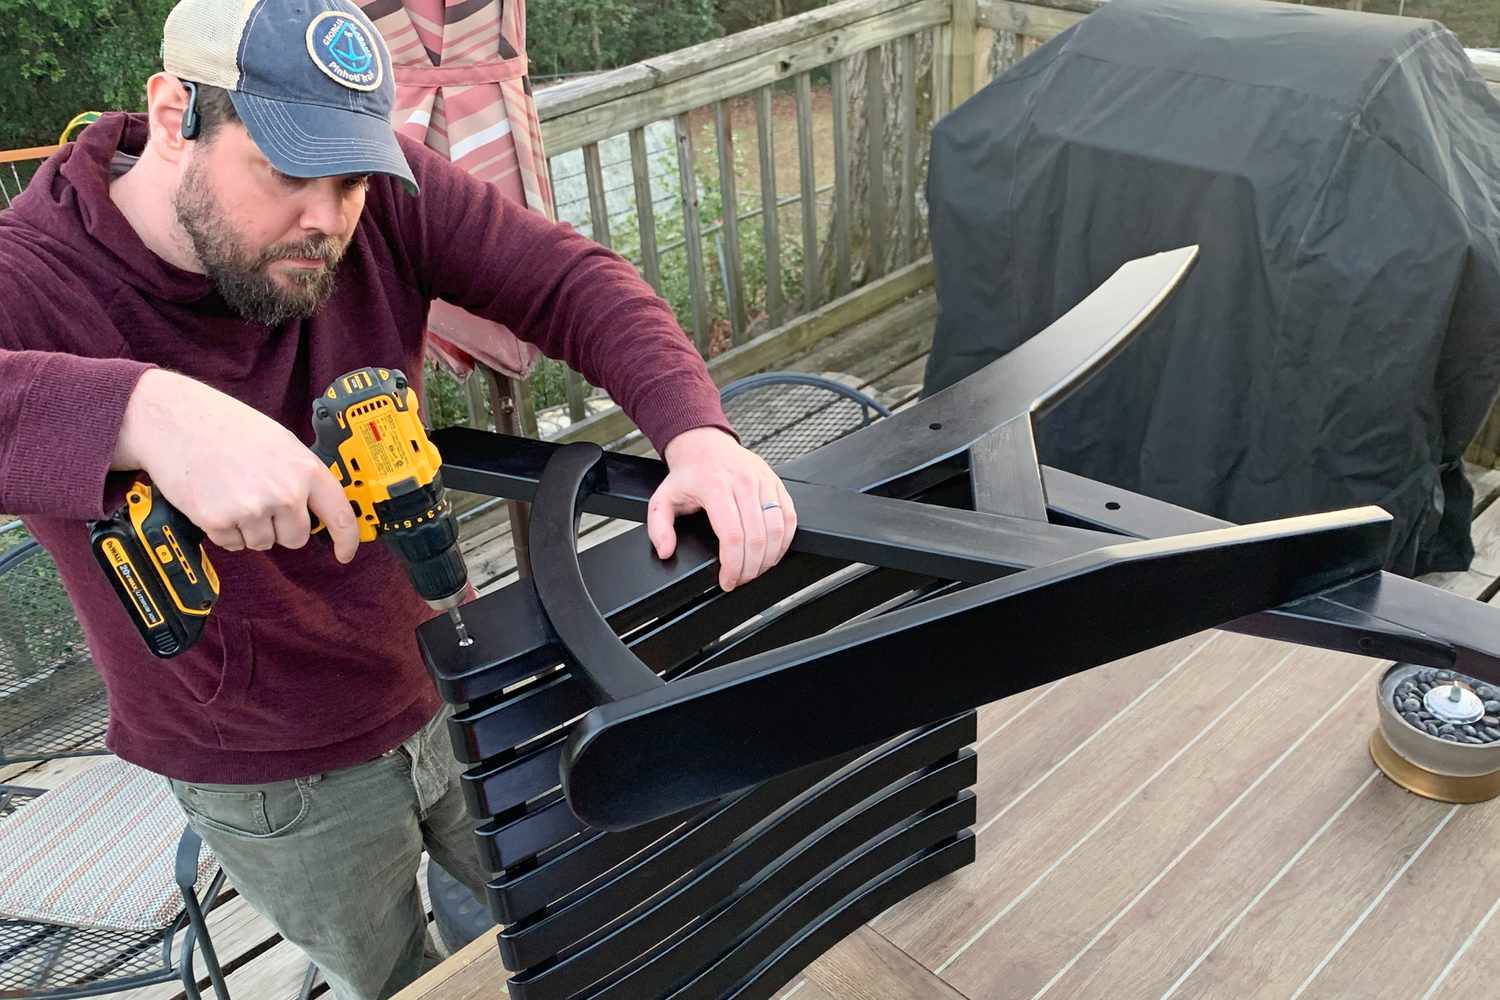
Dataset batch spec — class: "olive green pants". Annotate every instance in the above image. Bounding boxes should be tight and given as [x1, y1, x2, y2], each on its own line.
[166, 707, 491, 1000]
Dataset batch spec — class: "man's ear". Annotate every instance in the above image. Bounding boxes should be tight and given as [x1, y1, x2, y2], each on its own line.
[144, 72, 194, 163]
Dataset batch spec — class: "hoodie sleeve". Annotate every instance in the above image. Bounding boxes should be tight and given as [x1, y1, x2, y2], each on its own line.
[0, 285, 156, 520]
[386, 135, 735, 455]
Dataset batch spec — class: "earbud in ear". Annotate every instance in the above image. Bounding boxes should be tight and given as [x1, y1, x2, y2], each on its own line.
[181, 81, 201, 141]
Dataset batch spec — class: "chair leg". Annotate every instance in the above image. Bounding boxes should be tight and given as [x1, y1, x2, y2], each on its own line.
[175, 826, 231, 1000]
[298, 962, 319, 1000]
[180, 888, 230, 1000]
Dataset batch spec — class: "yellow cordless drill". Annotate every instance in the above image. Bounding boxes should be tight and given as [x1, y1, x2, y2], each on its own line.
[90, 367, 472, 658]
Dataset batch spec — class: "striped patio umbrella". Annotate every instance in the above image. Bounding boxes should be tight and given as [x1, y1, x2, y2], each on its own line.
[362, 0, 555, 380]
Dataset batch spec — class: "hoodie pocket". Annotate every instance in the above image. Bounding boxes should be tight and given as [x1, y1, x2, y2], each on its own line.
[204, 613, 425, 753]
[201, 617, 254, 744]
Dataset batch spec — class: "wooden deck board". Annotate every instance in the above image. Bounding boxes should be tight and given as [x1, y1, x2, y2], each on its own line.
[872, 631, 1251, 959]
[1424, 880, 1500, 999]
[395, 932, 503, 1000]
[397, 468, 1500, 999]
[1466, 504, 1500, 581]
[106, 858, 440, 1000]
[1032, 664, 1391, 1000]
[1, 748, 448, 1000]
[1174, 773, 1455, 999]
[1, 750, 106, 788]
[14, 542, 1500, 1000]
[972, 682, 1061, 750]
[939, 642, 1378, 998]
[114, 889, 275, 1000]
[804, 927, 966, 999]
[780, 290, 935, 383]
[776, 979, 839, 1000]
[1466, 461, 1500, 507]
[1301, 774, 1500, 999]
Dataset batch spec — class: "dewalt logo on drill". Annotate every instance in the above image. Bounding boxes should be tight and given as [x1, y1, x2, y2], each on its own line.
[100, 537, 163, 627]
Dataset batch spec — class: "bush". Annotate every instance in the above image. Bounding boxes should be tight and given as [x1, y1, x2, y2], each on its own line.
[0, 531, 86, 678]
[529, 0, 723, 76]
[421, 354, 578, 431]
[610, 137, 809, 355]
[0, 0, 175, 150]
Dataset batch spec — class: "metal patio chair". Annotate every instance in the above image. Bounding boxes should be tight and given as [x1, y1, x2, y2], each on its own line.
[0, 529, 239, 999]
[0, 527, 462, 998]
[719, 372, 891, 465]
[0, 759, 231, 999]
[0, 535, 109, 766]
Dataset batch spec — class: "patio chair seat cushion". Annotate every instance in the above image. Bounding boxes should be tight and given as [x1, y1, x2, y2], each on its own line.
[0, 759, 215, 932]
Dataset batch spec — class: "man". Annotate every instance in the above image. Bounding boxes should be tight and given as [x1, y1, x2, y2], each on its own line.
[0, 0, 797, 996]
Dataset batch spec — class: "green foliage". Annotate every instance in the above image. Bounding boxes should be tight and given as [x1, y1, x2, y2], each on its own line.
[529, 0, 723, 77]
[421, 356, 576, 431]
[0, 0, 176, 150]
[1359, 0, 1497, 46]
[527, 0, 640, 75]
[619, 0, 723, 65]
[715, 0, 839, 36]
[421, 362, 472, 430]
[0, 0, 737, 151]
[0, 525, 26, 557]
[527, 358, 573, 411]
[0, 530, 87, 678]
[0, 0, 1492, 157]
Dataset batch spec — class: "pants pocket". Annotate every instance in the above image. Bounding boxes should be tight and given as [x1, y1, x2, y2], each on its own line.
[170, 777, 309, 840]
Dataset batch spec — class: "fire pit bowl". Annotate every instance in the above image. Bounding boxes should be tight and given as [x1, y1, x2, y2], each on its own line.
[1371, 663, 1500, 803]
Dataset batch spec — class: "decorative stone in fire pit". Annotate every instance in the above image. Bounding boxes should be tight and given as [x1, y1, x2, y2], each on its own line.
[1371, 664, 1500, 802]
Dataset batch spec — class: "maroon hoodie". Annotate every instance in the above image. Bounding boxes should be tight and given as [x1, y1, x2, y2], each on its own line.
[0, 113, 731, 783]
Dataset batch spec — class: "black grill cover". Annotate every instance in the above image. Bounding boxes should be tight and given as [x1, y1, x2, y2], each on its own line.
[923, 0, 1500, 575]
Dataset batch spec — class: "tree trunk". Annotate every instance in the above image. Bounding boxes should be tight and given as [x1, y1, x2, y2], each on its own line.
[817, 37, 925, 301]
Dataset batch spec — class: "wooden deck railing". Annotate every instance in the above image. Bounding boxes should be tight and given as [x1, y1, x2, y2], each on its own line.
[0, 144, 62, 208]
[531, 0, 955, 448]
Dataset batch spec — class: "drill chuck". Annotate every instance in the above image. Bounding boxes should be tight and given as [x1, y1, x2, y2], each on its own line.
[392, 542, 468, 610]
[376, 474, 468, 608]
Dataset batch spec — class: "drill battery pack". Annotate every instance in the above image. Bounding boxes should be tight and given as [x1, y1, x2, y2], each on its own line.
[89, 481, 219, 658]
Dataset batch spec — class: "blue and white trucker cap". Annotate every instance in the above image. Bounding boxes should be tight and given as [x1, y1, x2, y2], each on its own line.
[161, 0, 418, 193]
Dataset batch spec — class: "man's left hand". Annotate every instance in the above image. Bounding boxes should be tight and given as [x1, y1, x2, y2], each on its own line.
[648, 426, 798, 591]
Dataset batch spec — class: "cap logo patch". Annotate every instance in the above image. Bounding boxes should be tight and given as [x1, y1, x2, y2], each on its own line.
[306, 11, 383, 91]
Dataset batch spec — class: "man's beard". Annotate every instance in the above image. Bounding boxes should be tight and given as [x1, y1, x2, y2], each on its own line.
[173, 159, 347, 326]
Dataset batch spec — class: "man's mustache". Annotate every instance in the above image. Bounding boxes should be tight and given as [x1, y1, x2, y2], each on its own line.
[257, 237, 347, 267]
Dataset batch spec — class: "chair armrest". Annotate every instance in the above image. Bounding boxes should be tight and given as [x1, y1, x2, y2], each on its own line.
[175, 825, 205, 892]
[0, 783, 48, 817]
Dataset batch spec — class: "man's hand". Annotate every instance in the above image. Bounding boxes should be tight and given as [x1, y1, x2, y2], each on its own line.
[648, 426, 798, 591]
[114, 369, 361, 562]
